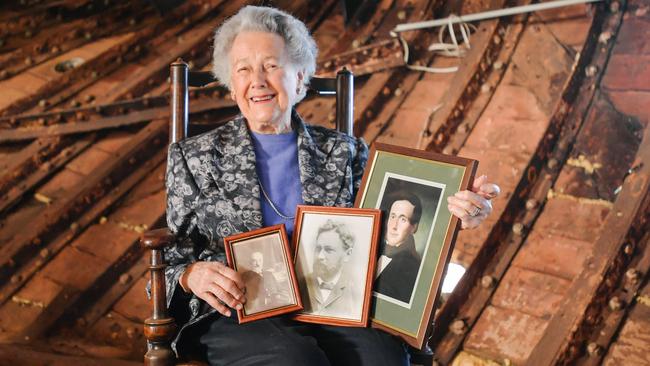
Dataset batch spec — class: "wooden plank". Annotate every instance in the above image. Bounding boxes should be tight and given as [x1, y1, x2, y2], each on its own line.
[526, 123, 650, 365]
[0, 98, 235, 143]
[0, 343, 141, 366]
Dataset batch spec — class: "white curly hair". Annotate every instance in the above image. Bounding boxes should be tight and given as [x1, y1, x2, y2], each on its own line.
[211, 6, 318, 103]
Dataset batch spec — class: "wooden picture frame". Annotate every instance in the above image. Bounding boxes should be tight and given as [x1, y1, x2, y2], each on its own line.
[224, 224, 303, 324]
[292, 205, 382, 327]
[355, 142, 477, 349]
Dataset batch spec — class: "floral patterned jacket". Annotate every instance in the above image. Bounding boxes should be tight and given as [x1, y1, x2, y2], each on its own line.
[164, 111, 368, 355]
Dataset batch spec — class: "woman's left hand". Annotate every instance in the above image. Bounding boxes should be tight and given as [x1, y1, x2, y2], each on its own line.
[447, 175, 501, 230]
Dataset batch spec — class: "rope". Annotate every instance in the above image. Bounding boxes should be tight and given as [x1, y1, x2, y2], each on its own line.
[392, 0, 602, 74]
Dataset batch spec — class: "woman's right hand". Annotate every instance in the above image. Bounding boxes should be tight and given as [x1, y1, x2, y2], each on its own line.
[180, 261, 246, 316]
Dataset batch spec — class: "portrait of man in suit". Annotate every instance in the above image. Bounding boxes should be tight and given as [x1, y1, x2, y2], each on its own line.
[300, 220, 359, 318]
[241, 251, 290, 314]
[374, 191, 423, 304]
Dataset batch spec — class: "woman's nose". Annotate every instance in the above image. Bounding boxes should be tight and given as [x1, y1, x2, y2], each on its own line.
[251, 68, 267, 87]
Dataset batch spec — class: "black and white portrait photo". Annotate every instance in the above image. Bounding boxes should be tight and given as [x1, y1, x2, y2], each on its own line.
[293, 207, 381, 326]
[373, 174, 444, 307]
[228, 228, 297, 318]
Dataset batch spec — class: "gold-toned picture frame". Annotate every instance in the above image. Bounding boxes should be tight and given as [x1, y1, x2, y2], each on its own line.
[355, 143, 477, 349]
[224, 224, 303, 324]
[292, 205, 382, 327]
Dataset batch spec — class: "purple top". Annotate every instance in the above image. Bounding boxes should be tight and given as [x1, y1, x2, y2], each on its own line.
[250, 131, 303, 237]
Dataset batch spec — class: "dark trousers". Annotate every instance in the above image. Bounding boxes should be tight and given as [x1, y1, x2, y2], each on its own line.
[199, 312, 410, 366]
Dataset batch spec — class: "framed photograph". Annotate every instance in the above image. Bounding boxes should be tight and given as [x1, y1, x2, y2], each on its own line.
[355, 142, 477, 348]
[292, 205, 382, 327]
[224, 224, 303, 323]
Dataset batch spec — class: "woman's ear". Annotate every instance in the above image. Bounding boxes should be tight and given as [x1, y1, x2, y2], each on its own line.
[296, 70, 305, 93]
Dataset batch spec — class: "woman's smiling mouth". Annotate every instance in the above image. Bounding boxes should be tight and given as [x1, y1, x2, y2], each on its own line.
[250, 94, 275, 102]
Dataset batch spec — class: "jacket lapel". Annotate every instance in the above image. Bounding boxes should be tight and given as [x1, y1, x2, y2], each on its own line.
[209, 117, 263, 234]
[294, 112, 350, 207]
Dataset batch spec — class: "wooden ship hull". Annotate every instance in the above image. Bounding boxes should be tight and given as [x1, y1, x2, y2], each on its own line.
[0, 0, 648, 365]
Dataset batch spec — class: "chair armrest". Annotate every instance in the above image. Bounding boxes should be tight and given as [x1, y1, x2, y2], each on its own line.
[142, 227, 177, 366]
[142, 228, 175, 250]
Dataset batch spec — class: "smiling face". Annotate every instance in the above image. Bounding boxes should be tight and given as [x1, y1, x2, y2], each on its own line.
[229, 31, 303, 134]
[385, 200, 418, 247]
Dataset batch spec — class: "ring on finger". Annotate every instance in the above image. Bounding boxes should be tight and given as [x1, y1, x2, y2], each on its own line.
[469, 206, 481, 217]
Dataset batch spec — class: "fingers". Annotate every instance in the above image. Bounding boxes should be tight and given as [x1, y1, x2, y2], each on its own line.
[184, 261, 246, 313]
[200, 291, 232, 317]
[472, 174, 488, 192]
[448, 191, 492, 216]
[447, 204, 483, 229]
[479, 183, 501, 199]
[215, 264, 246, 297]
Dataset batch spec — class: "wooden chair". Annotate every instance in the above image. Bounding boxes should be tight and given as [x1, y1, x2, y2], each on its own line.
[141, 60, 433, 366]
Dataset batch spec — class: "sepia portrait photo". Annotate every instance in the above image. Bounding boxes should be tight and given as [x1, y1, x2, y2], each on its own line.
[224, 225, 302, 323]
[292, 206, 381, 327]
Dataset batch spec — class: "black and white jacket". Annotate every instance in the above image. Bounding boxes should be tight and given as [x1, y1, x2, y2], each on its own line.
[163, 111, 368, 354]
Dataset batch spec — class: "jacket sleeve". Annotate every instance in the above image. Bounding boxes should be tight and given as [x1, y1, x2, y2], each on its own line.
[163, 142, 205, 310]
[351, 137, 369, 200]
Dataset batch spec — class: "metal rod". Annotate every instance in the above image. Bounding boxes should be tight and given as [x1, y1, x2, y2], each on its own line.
[393, 0, 602, 33]
[170, 60, 189, 143]
[336, 68, 354, 137]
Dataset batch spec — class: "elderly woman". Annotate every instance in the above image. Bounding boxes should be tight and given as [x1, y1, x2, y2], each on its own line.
[165, 5, 499, 366]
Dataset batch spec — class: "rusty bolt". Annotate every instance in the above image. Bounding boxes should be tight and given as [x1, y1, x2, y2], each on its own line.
[84, 32, 92, 40]
[10, 275, 22, 284]
[480, 83, 491, 93]
[512, 222, 525, 235]
[442, 146, 454, 155]
[492, 35, 501, 45]
[587, 342, 603, 357]
[91, 71, 99, 78]
[25, 57, 33, 66]
[126, 327, 136, 339]
[32, 237, 41, 245]
[38, 99, 49, 108]
[352, 39, 360, 48]
[119, 273, 132, 285]
[36, 118, 45, 126]
[0, 70, 8, 78]
[76, 317, 87, 327]
[382, 87, 391, 96]
[69, 100, 80, 108]
[609, 1, 620, 13]
[458, 124, 469, 134]
[70, 222, 79, 231]
[84, 94, 95, 103]
[129, 18, 137, 26]
[598, 31, 612, 44]
[394, 88, 403, 97]
[365, 110, 374, 119]
[547, 158, 559, 170]
[608, 296, 624, 311]
[397, 10, 407, 20]
[493, 61, 504, 70]
[327, 112, 336, 123]
[450, 319, 466, 335]
[51, 45, 60, 53]
[624, 243, 635, 255]
[525, 199, 538, 210]
[39, 248, 50, 259]
[99, 216, 108, 225]
[481, 275, 495, 288]
[585, 65, 598, 77]
[129, 157, 137, 165]
[625, 268, 640, 284]
[25, 29, 33, 38]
